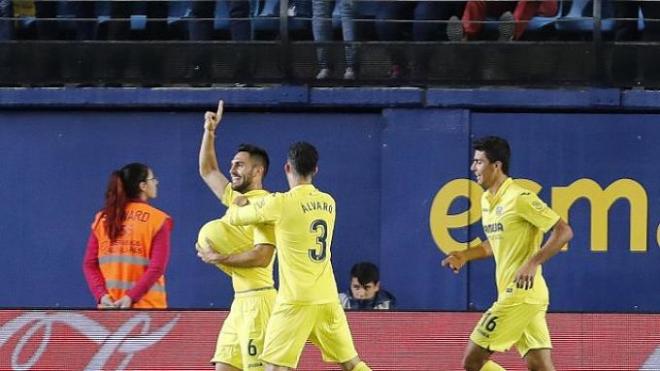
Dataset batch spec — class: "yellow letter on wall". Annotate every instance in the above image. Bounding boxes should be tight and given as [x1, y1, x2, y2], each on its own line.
[429, 179, 483, 254]
[552, 178, 648, 252]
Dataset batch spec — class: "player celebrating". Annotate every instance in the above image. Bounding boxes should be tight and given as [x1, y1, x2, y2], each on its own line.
[196, 100, 277, 371]
[442, 136, 573, 371]
[229, 142, 371, 371]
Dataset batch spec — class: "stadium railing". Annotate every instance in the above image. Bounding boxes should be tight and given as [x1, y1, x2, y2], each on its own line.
[1, 0, 659, 87]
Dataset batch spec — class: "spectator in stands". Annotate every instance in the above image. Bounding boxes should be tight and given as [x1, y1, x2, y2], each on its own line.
[83, 163, 173, 309]
[33, 0, 59, 39]
[107, 1, 168, 40]
[447, 0, 558, 42]
[74, 1, 104, 40]
[313, 0, 357, 80]
[0, 0, 14, 40]
[375, 1, 462, 79]
[615, 1, 660, 41]
[339, 262, 396, 310]
[95, 1, 171, 85]
[188, 0, 254, 82]
[32, 0, 102, 40]
[189, 0, 251, 42]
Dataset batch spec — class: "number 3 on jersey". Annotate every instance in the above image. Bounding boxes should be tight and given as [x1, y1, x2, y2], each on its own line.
[308, 219, 328, 261]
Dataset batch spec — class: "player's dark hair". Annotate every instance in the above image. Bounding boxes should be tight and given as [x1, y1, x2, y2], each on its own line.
[237, 144, 270, 178]
[102, 163, 150, 242]
[287, 141, 318, 177]
[472, 136, 511, 175]
[351, 262, 380, 286]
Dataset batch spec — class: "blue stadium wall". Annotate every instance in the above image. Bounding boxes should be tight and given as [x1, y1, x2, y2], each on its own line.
[0, 87, 658, 312]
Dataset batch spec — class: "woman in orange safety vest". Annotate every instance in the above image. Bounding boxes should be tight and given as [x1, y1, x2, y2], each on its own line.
[83, 163, 173, 309]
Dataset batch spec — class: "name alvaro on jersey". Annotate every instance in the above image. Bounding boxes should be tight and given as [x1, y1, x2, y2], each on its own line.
[301, 201, 334, 214]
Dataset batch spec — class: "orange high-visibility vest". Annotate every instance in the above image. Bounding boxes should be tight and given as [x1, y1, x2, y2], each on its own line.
[92, 202, 170, 308]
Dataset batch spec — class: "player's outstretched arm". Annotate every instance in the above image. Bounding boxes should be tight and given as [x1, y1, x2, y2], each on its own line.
[198, 239, 275, 268]
[229, 194, 281, 226]
[514, 219, 573, 289]
[218, 244, 275, 268]
[441, 240, 493, 274]
[199, 100, 229, 201]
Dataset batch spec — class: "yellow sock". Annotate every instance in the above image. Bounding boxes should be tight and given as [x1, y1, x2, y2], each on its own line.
[352, 361, 371, 371]
[480, 360, 506, 371]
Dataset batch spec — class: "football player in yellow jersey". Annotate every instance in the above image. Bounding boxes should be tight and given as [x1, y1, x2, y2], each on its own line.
[228, 142, 371, 371]
[442, 136, 573, 371]
[196, 100, 277, 371]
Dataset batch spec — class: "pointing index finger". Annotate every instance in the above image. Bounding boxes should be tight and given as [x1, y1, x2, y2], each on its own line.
[217, 100, 224, 118]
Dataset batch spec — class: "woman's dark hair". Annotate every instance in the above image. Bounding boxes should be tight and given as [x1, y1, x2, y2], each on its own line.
[102, 163, 150, 241]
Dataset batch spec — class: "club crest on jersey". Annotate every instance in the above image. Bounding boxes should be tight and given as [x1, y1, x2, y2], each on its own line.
[531, 200, 545, 211]
[495, 206, 504, 216]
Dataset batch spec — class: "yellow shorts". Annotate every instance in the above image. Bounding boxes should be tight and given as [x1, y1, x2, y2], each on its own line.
[211, 288, 276, 370]
[259, 302, 358, 368]
[470, 297, 551, 357]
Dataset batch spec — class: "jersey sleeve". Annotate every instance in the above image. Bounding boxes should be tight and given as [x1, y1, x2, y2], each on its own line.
[220, 183, 234, 207]
[228, 193, 283, 226]
[515, 191, 560, 233]
[253, 223, 276, 246]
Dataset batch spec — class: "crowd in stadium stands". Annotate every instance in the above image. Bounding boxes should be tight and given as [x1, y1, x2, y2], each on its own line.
[447, 1, 559, 42]
[1, 0, 659, 79]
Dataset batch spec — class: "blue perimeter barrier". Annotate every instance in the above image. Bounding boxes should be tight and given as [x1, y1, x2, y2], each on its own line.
[2, 86, 660, 110]
[1, 86, 658, 311]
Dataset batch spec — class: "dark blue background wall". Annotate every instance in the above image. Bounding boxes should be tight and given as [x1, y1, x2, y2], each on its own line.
[0, 110, 384, 309]
[0, 88, 658, 312]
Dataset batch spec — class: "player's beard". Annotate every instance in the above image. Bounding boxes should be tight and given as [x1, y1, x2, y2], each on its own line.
[231, 174, 253, 193]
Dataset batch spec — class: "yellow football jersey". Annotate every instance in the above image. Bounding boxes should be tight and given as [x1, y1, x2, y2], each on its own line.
[197, 184, 276, 293]
[229, 184, 339, 305]
[481, 178, 560, 304]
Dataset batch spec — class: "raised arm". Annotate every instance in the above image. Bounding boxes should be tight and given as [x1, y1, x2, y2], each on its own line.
[441, 240, 493, 274]
[199, 100, 229, 201]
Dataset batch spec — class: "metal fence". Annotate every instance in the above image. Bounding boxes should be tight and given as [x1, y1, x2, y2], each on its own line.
[1, 0, 659, 86]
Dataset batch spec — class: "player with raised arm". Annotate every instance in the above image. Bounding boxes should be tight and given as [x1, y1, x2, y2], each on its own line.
[196, 100, 277, 371]
[442, 136, 573, 371]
